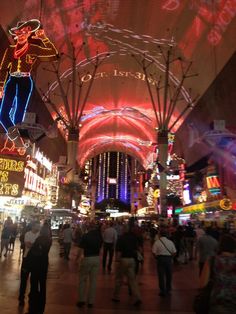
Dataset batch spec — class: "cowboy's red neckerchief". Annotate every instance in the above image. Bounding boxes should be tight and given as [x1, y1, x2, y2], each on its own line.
[14, 42, 29, 59]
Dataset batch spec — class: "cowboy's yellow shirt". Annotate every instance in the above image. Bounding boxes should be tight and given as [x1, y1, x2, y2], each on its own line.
[0, 38, 58, 88]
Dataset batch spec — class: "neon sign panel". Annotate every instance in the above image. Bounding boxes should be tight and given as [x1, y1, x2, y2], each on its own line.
[24, 167, 48, 195]
[0, 155, 25, 197]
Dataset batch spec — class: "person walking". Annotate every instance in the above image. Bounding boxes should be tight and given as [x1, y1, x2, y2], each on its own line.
[173, 225, 187, 264]
[112, 223, 142, 306]
[199, 234, 236, 314]
[62, 223, 73, 260]
[184, 221, 196, 261]
[8, 222, 18, 251]
[194, 224, 205, 259]
[18, 221, 40, 307]
[0, 223, 12, 257]
[102, 222, 117, 273]
[25, 223, 52, 314]
[196, 227, 218, 275]
[152, 227, 176, 297]
[76, 222, 103, 308]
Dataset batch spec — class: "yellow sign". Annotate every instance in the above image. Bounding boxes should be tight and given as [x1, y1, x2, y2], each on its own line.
[153, 189, 160, 198]
[182, 199, 233, 214]
[0, 155, 25, 197]
[183, 200, 221, 214]
[219, 199, 232, 210]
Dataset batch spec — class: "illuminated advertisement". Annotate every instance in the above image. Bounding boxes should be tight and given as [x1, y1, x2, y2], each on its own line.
[24, 167, 48, 196]
[0, 19, 58, 132]
[107, 177, 117, 184]
[0, 155, 25, 197]
[181, 199, 234, 214]
[206, 175, 221, 195]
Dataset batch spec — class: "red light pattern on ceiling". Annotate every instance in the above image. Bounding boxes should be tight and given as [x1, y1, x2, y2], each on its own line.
[2, 0, 235, 167]
[163, 0, 236, 46]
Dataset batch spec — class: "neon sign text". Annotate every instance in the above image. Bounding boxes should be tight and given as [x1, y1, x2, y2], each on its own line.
[0, 183, 19, 196]
[0, 158, 24, 172]
[35, 149, 52, 171]
[80, 69, 157, 86]
[208, 0, 236, 45]
[24, 168, 48, 195]
[206, 175, 220, 189]
[162, 0, 236, 45]
[0, 156, 25, 197]
[0, 171, 8, 182]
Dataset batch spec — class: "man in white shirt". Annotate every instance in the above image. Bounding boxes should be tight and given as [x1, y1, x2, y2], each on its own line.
[102, 222, 117, 273]
[152, 227, 176, 297]
[63, 224, 73, 260]
[19, 221, 40, 306]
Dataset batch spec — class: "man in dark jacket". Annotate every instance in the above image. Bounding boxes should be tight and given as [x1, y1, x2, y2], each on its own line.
[76, 223, 103, 308]
[112, 223, 142, 306]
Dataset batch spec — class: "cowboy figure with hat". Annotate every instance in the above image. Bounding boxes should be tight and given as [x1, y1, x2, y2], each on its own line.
[0, 19, 58, 138]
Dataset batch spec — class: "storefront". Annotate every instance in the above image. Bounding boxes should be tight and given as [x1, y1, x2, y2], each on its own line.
[0, 149, 59, 222]
[175, 198, 236, 228]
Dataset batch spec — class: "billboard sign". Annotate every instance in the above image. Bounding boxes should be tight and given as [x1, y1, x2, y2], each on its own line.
[0, 155, 26, 197]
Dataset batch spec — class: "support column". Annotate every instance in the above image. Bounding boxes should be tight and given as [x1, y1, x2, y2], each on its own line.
[90, 159, 97, 219]
[130, 158, 136, 215]
[67, 127, 79, 182]
[158, 130, 168, 217]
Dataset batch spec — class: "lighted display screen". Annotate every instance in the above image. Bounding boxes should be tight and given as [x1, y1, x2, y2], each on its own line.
[1, 0, 236, 167]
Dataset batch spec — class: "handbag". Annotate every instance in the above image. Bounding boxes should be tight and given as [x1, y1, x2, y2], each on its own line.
[193, 257, 215, 314]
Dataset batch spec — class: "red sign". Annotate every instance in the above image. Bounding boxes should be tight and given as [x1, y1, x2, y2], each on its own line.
[206, 176, 220, 189]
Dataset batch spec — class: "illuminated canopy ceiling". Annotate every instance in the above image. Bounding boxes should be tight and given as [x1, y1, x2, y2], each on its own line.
[1, 0, 236, 167]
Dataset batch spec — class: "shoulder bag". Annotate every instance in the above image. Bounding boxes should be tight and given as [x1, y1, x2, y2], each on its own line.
[159, 238, 175, 257]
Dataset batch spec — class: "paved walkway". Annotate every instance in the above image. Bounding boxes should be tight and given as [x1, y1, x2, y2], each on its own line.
[0, 239, 198, 314]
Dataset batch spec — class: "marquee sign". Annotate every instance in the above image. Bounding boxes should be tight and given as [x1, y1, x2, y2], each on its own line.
[206, 175, 221, 195]
[219, 198, 232, 210]
[24, 167, 48, 196]
[0, 155, 25, 197]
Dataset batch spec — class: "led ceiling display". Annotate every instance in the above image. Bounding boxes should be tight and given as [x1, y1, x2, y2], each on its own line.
[1, 0, 235, 167]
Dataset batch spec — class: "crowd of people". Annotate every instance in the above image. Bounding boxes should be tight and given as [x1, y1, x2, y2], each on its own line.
[0, 216, 236, 313]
